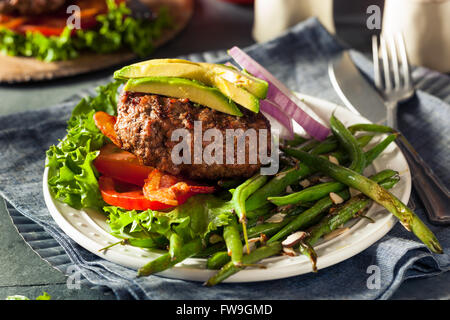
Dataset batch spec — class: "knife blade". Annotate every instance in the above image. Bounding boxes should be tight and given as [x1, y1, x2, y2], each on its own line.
[328, 51, 387, 124]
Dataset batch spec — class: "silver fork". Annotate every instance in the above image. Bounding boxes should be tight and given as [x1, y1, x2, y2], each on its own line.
[372, 34, 450, 225]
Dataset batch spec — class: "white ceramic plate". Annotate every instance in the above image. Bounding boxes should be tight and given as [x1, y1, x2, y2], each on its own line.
[43, 94, 411, 283]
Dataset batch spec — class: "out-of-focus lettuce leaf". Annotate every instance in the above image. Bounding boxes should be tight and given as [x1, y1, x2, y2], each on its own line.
[0, 0, 172, 62]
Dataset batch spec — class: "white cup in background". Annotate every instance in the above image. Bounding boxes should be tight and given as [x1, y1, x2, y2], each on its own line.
[252, 0, 335, 43]
[382, 0, 450, 72]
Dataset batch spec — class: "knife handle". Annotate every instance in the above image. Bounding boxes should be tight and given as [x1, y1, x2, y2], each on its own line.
[396, 135, 450, 225]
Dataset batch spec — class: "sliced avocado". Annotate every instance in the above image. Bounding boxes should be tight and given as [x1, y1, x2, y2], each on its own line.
[124, 77, 243, 117]
[199, 63, 268, 99]
[114, 59, 206, 81]
[115, 59, 267, 112]
[211, 76, 260, 113]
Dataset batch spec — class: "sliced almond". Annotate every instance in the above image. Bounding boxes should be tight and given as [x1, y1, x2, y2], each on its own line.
[277, 204, 293, 213]
[319, 176, 334, 183]
[349, 187, 361, 197]
[329, 192, 344, 204]
[248, 237, 261, 243]
[282, 247, 297, 257]
[265, 213, 286, 223]
[286, 185, 294, 194]
[328, 155, 339, 165]
[323, 227, 350, 241]
[248, 242, 257, 253]
[281, 231, 307, 247]
[299, 179, 311, 188]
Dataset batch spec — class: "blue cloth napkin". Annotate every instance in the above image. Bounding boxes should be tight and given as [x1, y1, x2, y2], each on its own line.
[0, 18, 449, 300]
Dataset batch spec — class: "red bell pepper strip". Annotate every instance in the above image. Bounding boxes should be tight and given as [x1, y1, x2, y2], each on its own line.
[93, 144, 154, 187]
[93, 111, 122, 148]
[99, 174, 215, 211]
[98, 176, 175, 211]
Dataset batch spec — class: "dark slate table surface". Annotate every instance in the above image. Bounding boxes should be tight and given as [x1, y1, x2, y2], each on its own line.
[0, 0, 448, 300]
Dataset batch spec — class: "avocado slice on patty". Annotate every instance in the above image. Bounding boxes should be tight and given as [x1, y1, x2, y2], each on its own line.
[124, 77, 243, 117]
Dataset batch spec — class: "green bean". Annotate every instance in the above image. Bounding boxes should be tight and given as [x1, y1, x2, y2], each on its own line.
[207, 215, 298, 270]
[268, 170, 398, 244]
[298, 139, 321, 152]
[112, 235, 168, 249]
[195, 242, 226, 258]
[309, 136, 339, 155]
[206, 251, 231, 270]
[268, 131, 398, 207]
[330, 115, 365, 173]
[267, 143, 398, 207]
[137, 238, 203, 277]
[365, 133, 398, 164]
[246, 203, 274, 220]
[247, 216, 296, 239]
[268, 190, 349, 243]
[218, 178, 244, 190]
[245, 135, 374, 211]
[283, 134, 309, 147]
[299, 177, 400, 271]
[194, 205, 281, 259]
[223, 216, 243, 266]
[232, 174, 268, 253]
[348, 123, 394, 134]
[204, 242, 283, 286]
[268, 181, 346, 206]
[168, 233, 183, 261]
[284, 147, 443, 254]
[352, 134, 375, 149]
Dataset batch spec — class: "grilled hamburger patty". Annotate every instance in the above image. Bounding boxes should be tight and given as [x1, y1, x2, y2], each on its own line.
[115, 91, 271, 180]
[0, 0, 66, 15]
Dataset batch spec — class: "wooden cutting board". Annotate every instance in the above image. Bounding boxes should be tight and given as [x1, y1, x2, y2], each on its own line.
[0, 0, 194, 83]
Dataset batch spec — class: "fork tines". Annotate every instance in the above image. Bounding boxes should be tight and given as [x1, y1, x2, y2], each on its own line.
[372, 33, 411, 93]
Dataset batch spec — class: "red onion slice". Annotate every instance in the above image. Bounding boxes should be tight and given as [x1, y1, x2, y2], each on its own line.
[228, 46, 330, 140]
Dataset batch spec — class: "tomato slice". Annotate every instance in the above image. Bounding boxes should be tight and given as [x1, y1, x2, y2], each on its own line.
[19, 25, 66, 36]
[93, 111, 122, 147]
[98, 176, 174, 211]
[94, 144, 153, 187]
[0, 17, 28, 30]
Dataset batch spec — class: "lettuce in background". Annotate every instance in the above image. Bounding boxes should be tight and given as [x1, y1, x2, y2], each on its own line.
[0, 0, 172, 62]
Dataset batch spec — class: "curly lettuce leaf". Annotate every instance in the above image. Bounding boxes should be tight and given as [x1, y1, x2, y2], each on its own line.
[46, 80, 122, 210]
[104, 195, 234, 244]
